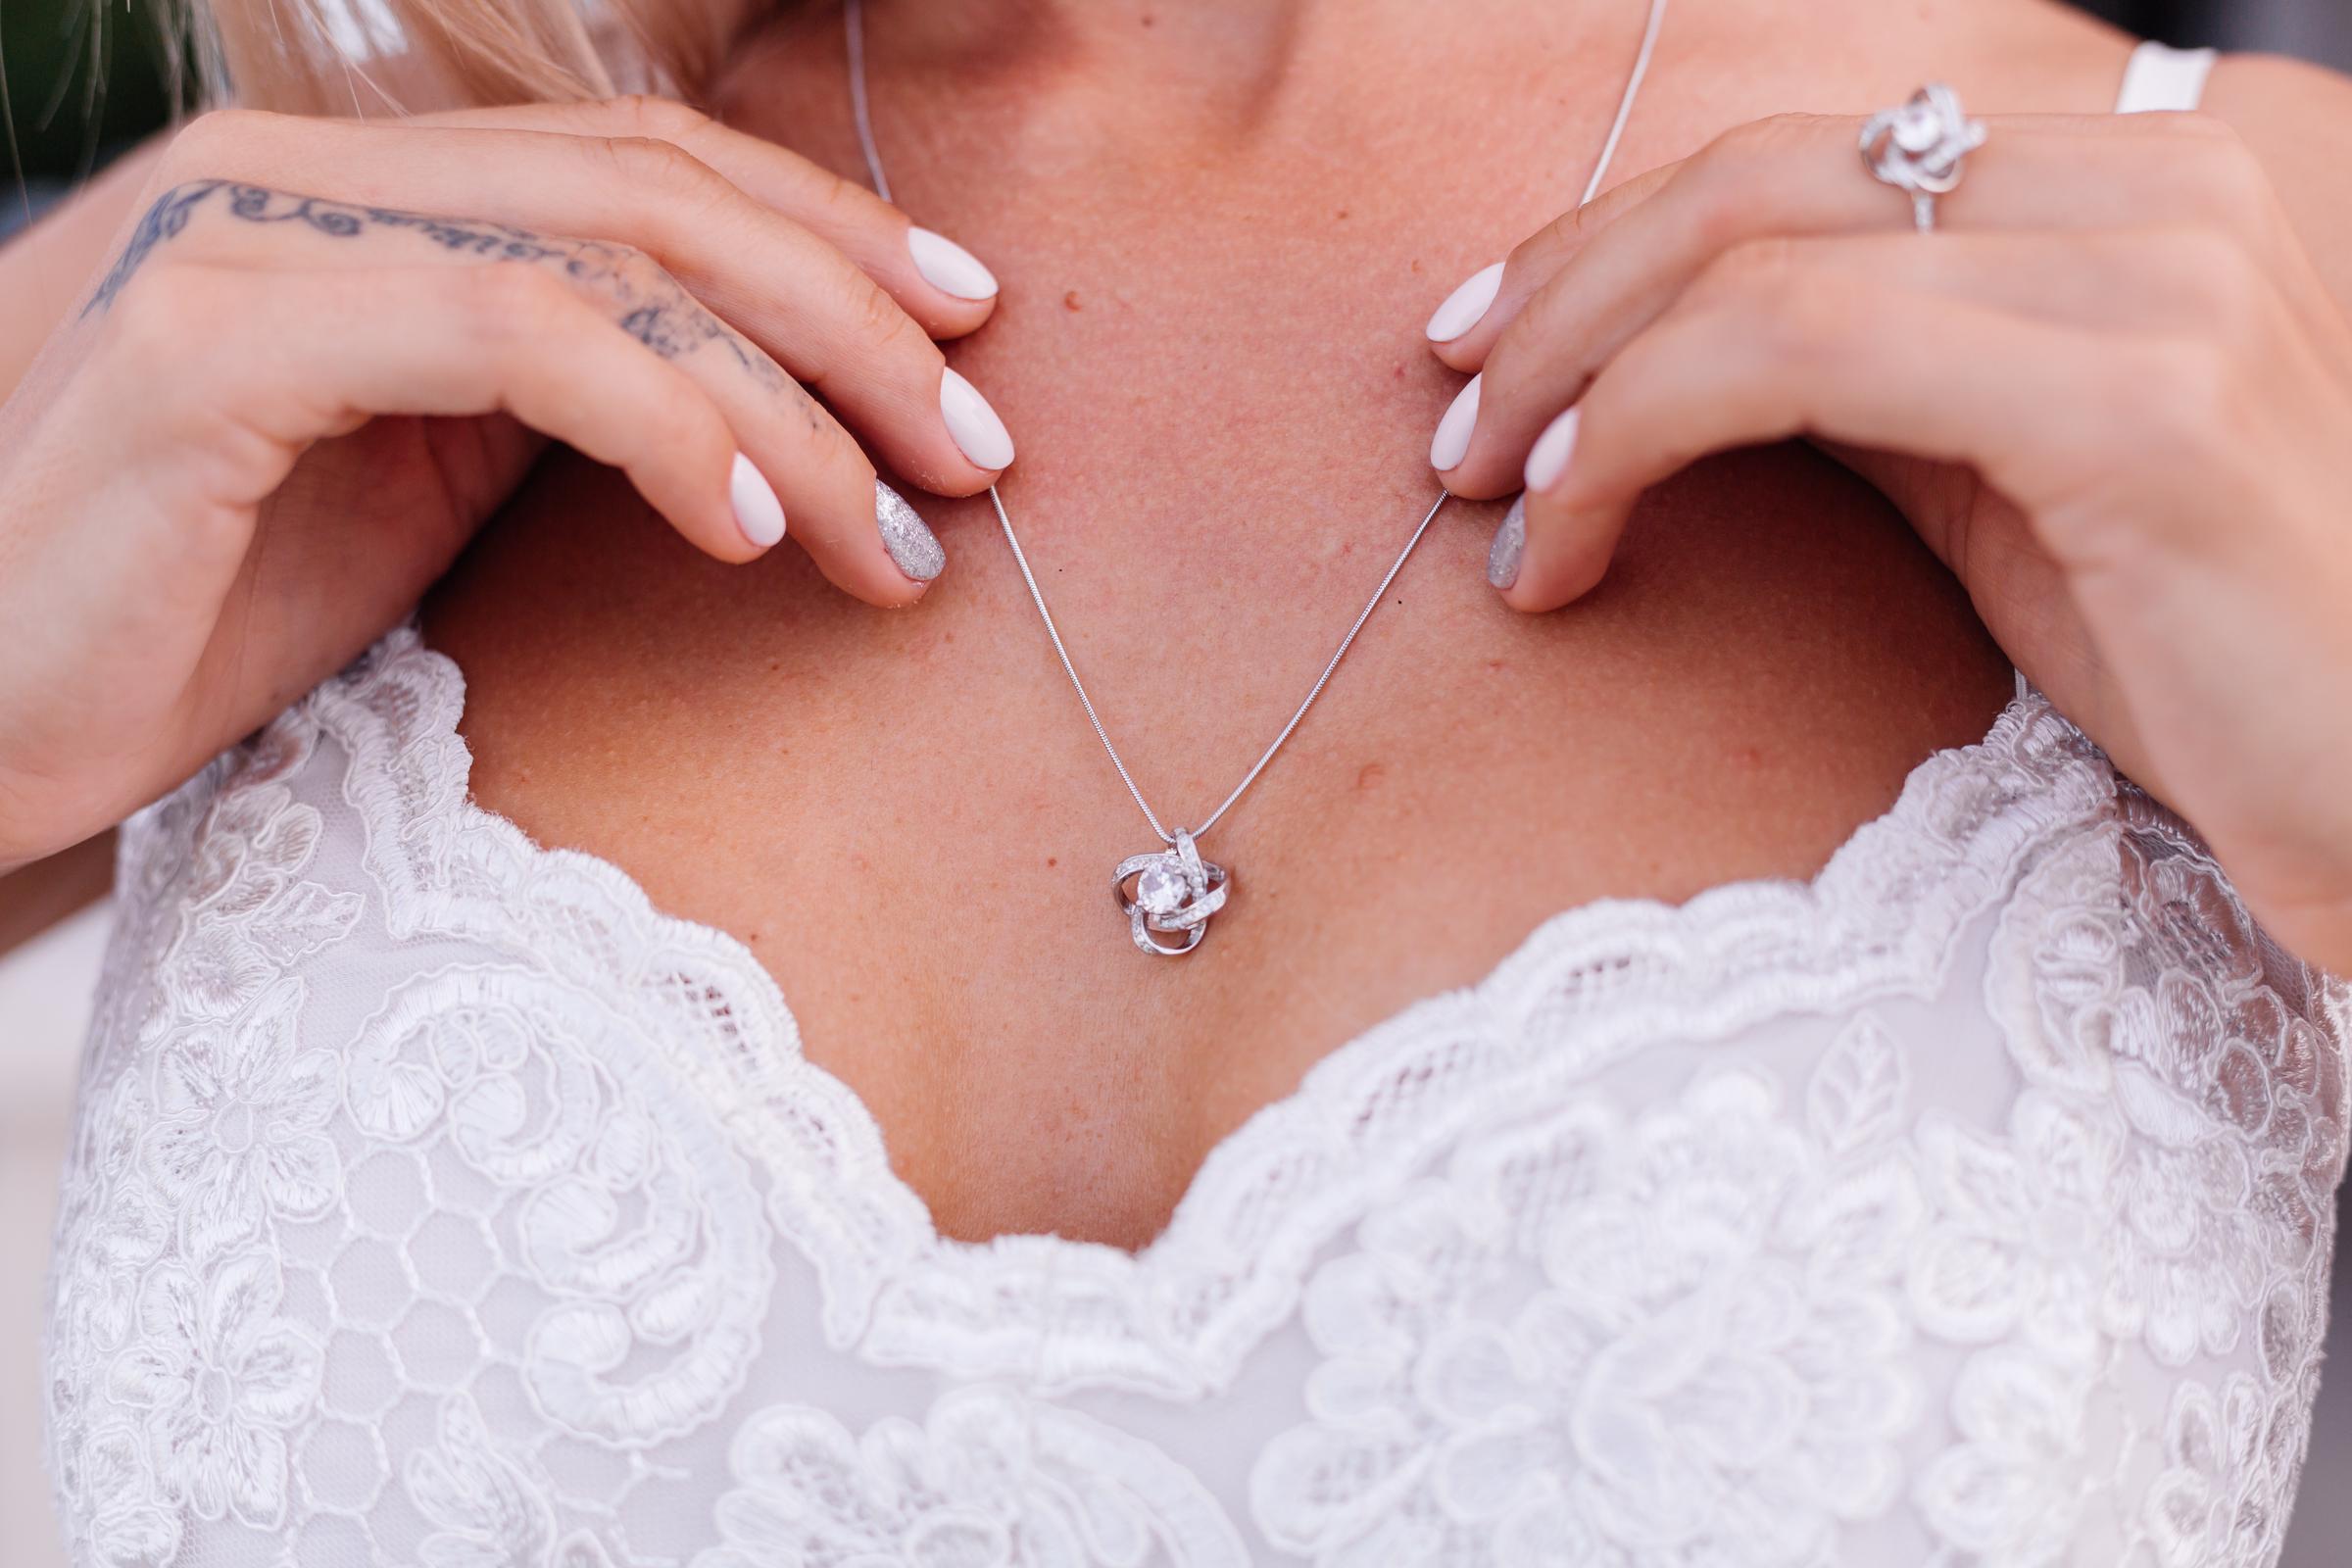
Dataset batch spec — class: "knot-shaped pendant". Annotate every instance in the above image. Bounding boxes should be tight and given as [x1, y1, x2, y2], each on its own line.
[1113, 827, 1230, 956]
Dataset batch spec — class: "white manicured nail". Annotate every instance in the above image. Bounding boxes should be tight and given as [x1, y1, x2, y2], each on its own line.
[1429, 374, 1481, 472]
[1425, 262, 1504, 343]
[907, 227, 999, 301]
[1525, 407, 1582, 492]
[941, 368, 1015, 470]
[730, 453, 785, 547]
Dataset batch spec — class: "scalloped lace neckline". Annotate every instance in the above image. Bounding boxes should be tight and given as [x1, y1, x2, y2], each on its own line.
[336, 628, 2113, 1390]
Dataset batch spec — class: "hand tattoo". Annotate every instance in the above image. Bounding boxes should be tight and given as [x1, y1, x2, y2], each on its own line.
[84, 181, 795, 402]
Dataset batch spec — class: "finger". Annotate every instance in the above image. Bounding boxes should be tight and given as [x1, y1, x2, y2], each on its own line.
[1434, 111, 2295, 498]
[410, 97, 1001, 335]
[104, 184, 945, 604]
[1437, 111, 2290, 372]
[51, 256, 779, 727]
[1682, 226, 2309, 340]
[154, 113, 1013, 496]
[1422, 159, 1677, 360]
[1497, 283, 2145, 613]
[1488, 223, 2318, 590]
[102, 260, 774, 566]
[181, 102, 1000, 337]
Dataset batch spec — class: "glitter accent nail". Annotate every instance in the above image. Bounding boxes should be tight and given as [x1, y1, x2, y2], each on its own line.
[876, 481, 945, 582]
[1489, 496, 1526, 591]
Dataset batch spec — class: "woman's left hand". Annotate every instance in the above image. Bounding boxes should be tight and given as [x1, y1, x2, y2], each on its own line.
[1428, 109, 2352, 974]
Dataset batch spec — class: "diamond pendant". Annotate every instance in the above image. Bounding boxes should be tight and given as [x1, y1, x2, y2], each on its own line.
[1113, 827, 1230, 957]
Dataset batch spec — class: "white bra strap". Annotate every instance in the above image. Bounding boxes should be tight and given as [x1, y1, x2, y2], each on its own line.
[2116, 40, 2218, 115]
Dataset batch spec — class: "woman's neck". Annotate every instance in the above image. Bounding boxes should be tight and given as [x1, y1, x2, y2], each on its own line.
[864, 0, 1509, 81]
[729, 0, 1674, 195]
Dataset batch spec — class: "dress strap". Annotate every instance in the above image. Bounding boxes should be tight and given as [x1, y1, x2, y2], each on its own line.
[2116, 40, 2218, 115]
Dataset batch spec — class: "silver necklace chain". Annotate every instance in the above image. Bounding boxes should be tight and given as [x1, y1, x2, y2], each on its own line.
[843, 0, 1667, 950]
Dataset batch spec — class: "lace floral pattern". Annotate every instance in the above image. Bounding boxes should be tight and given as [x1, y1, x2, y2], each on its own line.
[146, 979, 343, 1260]
[339, 962, 774, 1446]
[105, 1254, 324, 1529]
[1250, 1057, 1924, 1568]
[698, 1390, 1248, 1567]
[405, 1395, 620, 1568]
[2142, 1375, 2290, 1568]
[43, 627, 2348, 1566]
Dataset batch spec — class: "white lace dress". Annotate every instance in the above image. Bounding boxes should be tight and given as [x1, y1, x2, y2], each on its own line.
[41, 608, 2352, 1568]
[39, 49, 2351, 1568]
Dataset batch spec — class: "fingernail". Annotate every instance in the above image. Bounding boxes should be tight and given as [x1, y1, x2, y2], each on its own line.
[907, 226, 999, 301]
[1425, 262, 1503, 343]
[1488, 496, 1526, 590]
[1430, 373, 1481, 472]
[730, 453, 786, 547]
[1525, 407, 1581, 492]
[876, 480, 945, 581]
[941, 368, 1015, 470]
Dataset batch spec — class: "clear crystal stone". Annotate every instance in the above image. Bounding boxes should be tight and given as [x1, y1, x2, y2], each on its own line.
[1136, 859, 1191, 916]
[1892, 102, 1942, 153]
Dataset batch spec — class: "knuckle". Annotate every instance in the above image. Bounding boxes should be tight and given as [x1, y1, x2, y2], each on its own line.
[597, 133, 723, 201]
[544, 234, 638, 295]
[1711, 114, 1791, 165]
[460, 261, 576, 341]
[2127, 338, 2235, 457]
[1556, 195, 1609, 253]
[1672, 165, 1749, 251]
[1749, 270, 1852, 368]
[164, 107, 272, 168]
[1708, 114, 1824, 178]
[599, 239, 668, 292]
[2174, 125, 2274, 229]
[624, 371, 714, 455]
[847, 274, 926, 355]
[663, 392, 731, 461]
[1683, 120, 1815, 244]
[801, 161, 872, 224]
[599, 93, 708, 143]
[1683, 234, 1825, 350]
[1690, 235, 1799, 307]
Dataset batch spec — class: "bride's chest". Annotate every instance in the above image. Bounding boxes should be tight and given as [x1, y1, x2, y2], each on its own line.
[427, 376, 2011, 1245]
[429, 148, 2008, 1247]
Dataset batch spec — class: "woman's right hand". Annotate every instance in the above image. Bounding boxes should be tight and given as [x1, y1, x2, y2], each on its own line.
[0, 96, 1016, 871]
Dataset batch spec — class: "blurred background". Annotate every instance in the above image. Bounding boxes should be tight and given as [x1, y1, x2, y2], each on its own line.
[2, 0, 2347, 1563]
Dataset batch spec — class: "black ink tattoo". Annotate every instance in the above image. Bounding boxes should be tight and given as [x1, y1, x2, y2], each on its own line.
[82, 181, 798, 406]
[83, 181, 225, 316]
[86, 182, 565, 315]
[558, 241, 790, 396]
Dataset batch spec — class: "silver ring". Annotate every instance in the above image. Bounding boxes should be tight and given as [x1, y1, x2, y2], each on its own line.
[1860, 83, 1988, 233]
